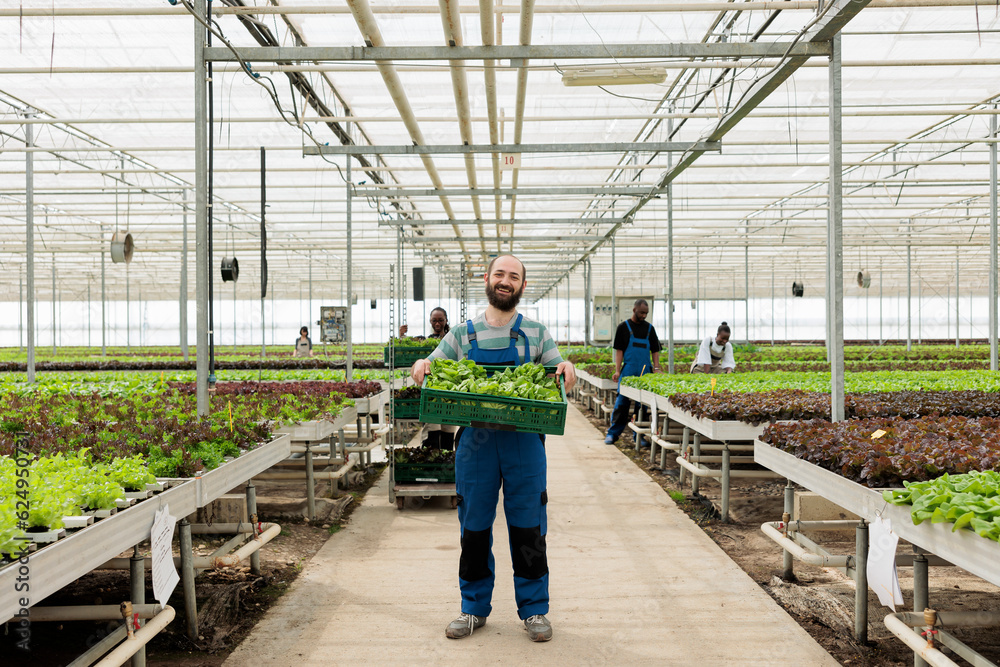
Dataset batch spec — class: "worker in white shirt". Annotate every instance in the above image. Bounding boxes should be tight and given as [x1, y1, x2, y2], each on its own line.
[691, 322, 735, 374]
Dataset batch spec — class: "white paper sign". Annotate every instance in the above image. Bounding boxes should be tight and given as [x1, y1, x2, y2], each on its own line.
[867, 515, 904, 610]
[151, 504, 180, 607]
[500, 153, 521, 170]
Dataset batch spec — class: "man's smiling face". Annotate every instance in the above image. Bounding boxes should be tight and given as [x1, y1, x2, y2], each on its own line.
[484, 255, 526, 312]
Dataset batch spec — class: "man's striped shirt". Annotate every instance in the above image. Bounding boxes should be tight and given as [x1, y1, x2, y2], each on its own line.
[429, 311, 563, 365]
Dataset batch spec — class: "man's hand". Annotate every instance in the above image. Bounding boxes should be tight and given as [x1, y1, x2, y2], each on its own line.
[611, 370, 621, 383]
[398, 324, 408, 337]
[556, 361, 577, 392]
[724, 367, 733, 374]
[411, 358, 432, 385]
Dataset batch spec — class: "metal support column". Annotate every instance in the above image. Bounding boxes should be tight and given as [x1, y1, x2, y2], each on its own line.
[611, 236, 617, 328]
[195, 0, 210, 417]
[991, 107, 998, 371]
[855, 521, 869, 643]
[346, 141, 354, 381]
[771, 264, 775, 345]
[584, 260, 592, 344]
[828, 34, 845, 422]
[51, 260, 57, 354]
[130, 545, 146, 667]
[179, 518, 198, 641]
[246, 482, 261, 575]
[913, 548, 929, 667]
[25, 119, 35, 383]
[721, 445, 731, 523]
[259, 152, 266, 358]
[744, 245, 749, 344]
[181, 188, 190, 361]
[782, 481, 795, 580]
[667, 111, 675, 372]
[907, 242, 913, 352]
[956, 250, 960, 347]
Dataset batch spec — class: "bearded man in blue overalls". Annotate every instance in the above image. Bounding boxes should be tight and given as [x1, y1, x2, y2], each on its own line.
[605, 299, 662, 445]
[411, 255, 576, 643]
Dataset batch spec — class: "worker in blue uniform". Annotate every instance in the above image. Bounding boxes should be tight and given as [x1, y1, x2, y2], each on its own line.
[605, 299, 662, 445]
[411, 254, 576, 644]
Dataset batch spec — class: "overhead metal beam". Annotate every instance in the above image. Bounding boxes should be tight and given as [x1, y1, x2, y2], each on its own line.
[204, 43, 830, 63]
[304, 141, 720, 156]
[385, 217, 622, 226]
[355, 186, 652, 197]
[537, 0, 875, 296]
[405, 235, 601, 243]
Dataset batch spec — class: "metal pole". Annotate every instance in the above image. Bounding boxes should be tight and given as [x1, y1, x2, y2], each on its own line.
[51, 260, 57, 354]
[696, 254, 700, 335]
[88, 280, 92, 347]
[308, 250, 313, 330]
[879, 266, 883, 343]
[19, 272, 23, 351]
[126, 268, 131, 353]
[130, 545, 146, 667]
[744, 245, 749, 344]
[246, 482, 261, 575]
[181, 189, 189, 361]
[918, 273, 922, 345]
[346, 145, 354, 381]
[721, 445, 731, 523]
[956, 250, 960, 347]
[305, 442, 316, 521]
[828, 34, 845, 422]
[771, 264, 775, 345]
[101, 229, 107, 357]
[991, 106, 998, 371]
[855, 521, 869, 643]
[913, 549, 929, 667]
[584, 260, 592, 344]
[907, 242, 912, 352]
[667, 110, 675, 371]
[611, 235, 617, 331]
[25, 119, 35, 382]
[782, 481, 794, 580]
[195, 0, 210, 417]
[178, 518, 198, 641]
[260, 151, 266, 358]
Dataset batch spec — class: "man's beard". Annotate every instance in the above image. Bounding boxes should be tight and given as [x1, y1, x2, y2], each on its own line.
[486, 281, 523, 311]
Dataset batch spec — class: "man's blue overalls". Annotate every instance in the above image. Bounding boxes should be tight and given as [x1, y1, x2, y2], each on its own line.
[456, 314, 549, 621]
[606, 320, 653, 442]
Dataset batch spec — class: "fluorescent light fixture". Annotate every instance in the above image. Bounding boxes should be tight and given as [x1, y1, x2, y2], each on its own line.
[561, 66, 667, 87]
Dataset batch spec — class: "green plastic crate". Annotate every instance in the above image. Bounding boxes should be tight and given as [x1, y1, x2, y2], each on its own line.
[394, 462, 455, 484]
[383, 345, 438, 367]
[392, 396, 421, 420]
[419, 366, 567, 436]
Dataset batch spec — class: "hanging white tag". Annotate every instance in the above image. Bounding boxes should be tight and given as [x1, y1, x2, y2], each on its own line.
[867, 515, 904, 611]
[151, 504, 180, 607]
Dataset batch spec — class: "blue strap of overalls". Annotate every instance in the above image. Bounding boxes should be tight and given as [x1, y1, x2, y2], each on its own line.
[620, 319, 652, 379]
[466, 314, 529, 365]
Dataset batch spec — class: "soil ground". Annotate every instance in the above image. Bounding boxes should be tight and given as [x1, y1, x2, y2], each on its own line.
[579, 398, 1000, 667]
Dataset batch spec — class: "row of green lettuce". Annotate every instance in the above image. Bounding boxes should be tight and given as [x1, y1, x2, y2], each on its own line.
[0, 380, 379, 556]
[0, 450, 156, 555]
[623, 370, 1000, 395]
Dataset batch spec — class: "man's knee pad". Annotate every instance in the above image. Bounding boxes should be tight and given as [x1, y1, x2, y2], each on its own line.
[509, 526, 548, 580]
[459, 528, 492, 581]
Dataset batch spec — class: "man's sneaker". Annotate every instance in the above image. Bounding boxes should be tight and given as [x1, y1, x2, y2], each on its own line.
[604, 435, 616, 445]
[524, 614, 552, 642]
[445, 613, 486, 639]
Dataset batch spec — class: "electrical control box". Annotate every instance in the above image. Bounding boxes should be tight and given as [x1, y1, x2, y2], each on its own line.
[320, 306, 347, 343]
[592, 296, 656, 342]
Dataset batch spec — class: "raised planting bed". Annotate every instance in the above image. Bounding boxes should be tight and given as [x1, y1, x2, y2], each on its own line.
[420, 361, 567, 436]
[666, 389, 1000, 425]
[760, 415, 1000, 488]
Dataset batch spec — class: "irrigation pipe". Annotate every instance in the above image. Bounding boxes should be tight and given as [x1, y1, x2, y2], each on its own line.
[93, 606, 175, 667]
[27, 604, 163, 622]
[760, 522, 853, 567]
[883, 610, 1000, 667]
[99, 523, 281, 570]
[675, 457, 782, 478]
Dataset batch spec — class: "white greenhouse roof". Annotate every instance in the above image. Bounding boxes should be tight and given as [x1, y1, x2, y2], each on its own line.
[1, 0, 998, 309]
